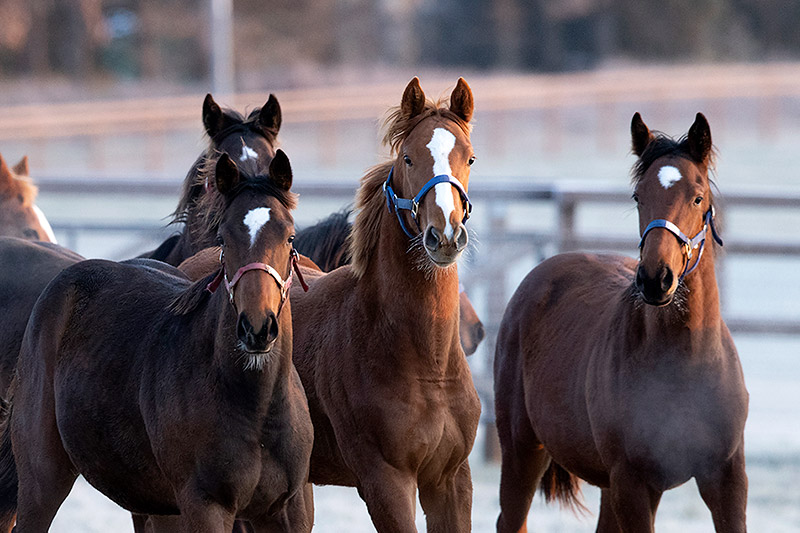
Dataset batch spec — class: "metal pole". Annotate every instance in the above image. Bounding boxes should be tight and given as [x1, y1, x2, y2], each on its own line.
[210, 0, 235, 95]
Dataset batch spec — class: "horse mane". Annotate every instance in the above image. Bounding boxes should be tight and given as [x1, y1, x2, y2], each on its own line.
[350, 99, 471, 278]
[631, 132, 717, 186]
[294, 208, 353, 272]
[168, 105, 279, 227]
[167, 270, 218, 316]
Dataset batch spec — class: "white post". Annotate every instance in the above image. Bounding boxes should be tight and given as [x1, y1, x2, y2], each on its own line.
[210, 0, 235, 95]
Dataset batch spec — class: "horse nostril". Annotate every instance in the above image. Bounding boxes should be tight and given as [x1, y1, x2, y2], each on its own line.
[473, 322, 485, 344]
[425, 227, 441, 251]
[264, 312, 279, 344]
[635, 267, 645, 293]
[237, 314, 254, 346]
[454, 224, 468, 251]
[660, 267, 674, 293]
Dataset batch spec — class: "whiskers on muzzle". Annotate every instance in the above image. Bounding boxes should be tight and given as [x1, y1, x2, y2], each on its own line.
[235, 341, 281, 372]
[407, 232, 462, 281]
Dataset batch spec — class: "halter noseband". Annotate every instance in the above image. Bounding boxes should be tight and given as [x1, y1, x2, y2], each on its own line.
[638, 207, 724, 280]
[206, 247, 309, 314]
[383, 166, 472, 239]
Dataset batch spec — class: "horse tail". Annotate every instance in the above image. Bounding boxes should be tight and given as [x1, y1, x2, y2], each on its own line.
[0, 396, 17, 528]
[540, 461, 588, 515]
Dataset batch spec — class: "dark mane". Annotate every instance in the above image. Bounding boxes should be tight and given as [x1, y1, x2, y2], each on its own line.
[195, 166, 297, 241]
[350, 98, 470, 278]
[631, 132, 717, 185]
[168, 105, 279, 227]
[294, 208, 353, 272]
[168, 270, 217, 315]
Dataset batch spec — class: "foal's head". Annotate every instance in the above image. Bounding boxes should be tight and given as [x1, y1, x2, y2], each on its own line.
[202, 93, 281, 172]
[0, 154, 56, 243]
[384, 77, 475, 269]
[631, 112, 720, 306]
[212, 151, 297, 357]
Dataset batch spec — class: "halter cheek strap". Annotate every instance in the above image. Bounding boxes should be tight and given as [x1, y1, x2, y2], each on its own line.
[383, 166, 473, 239]
[639, 207, 724, 280]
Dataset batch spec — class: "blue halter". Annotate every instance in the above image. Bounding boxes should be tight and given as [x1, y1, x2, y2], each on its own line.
[639, 207, 724, 280]
[383, 166, 472, 239]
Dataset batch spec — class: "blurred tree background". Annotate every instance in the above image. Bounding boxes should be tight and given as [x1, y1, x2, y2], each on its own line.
[0, 0, 798, 87]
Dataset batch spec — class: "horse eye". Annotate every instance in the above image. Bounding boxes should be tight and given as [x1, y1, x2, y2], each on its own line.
[23, 228, 40, 239]
[632, 193, 639, 204]
[694, 196, 704, 206]
[403, 155, 412, 166]
[216, 235, 224, 246]
[288, 234, 295, 244]
[468, 155, 476, 166]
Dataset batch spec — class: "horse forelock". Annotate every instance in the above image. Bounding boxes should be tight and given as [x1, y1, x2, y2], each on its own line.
[382, 98, 472, 155]
[190, 166, 297, 250]
[631, 132, 717, 187]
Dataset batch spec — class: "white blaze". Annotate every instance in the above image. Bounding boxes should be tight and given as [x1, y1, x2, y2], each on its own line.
[658, 165, 683, 189]
[240, 144, 258, 162]
[32, 204, 57, 243]
[426, 128, 457, 240]
[243, 207, 271, 247]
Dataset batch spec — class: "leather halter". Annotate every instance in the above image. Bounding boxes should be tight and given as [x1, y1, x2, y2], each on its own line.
[382, 166, 472, 238]
[639, 207, 724, 281]
[206, 248, 309, 314]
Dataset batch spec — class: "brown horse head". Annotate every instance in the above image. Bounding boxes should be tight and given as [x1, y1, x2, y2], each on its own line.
[211, 150, 297, 356]
[384, 77, 475, 269]
[203, 93, 281, 174]
[0, 154, 57, 243]
[631, 112, 717, 306]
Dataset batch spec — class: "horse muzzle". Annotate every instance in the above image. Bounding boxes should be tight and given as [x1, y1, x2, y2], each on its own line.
[635, 263, 676, 306]
[237, 311, 279, 353]
[423, 223, 468, 266]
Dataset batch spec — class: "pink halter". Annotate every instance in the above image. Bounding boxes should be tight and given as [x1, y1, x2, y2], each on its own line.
[206, 248, 308, 314]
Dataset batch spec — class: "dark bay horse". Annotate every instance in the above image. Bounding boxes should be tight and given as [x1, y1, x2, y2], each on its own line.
[142, 92, 282, 265]
[0, 154, 57, 243]
[295, 208, 486, 355]
[0, 152, 313, 532]
[494, 113, 748, 532]
[290, 77, 481, 532]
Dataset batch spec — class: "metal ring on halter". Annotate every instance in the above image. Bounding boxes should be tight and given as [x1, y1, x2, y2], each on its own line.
[383, 166, 473, 239]
[638, 208, 723, 281]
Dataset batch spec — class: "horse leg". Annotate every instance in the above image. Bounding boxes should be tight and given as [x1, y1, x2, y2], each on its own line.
[172, 487, 236, 533]
[418, 459, 472, 533]
[595, 489, 621, 533]
[354, 462, 417, 533]
[11, 398, 78, 531]
[695, 445, 748, 533]
[606, 467, 662, 533]
[248, 483, 314, 533]
[496, 439, 550, 533]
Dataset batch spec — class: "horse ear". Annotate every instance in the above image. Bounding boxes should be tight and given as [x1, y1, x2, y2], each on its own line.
[631, 112, 653, 157]
[688, 112, 712, 163]
[12, 156, 29, 176]
[268, 149, 293, 191]
[401, 77, 426, 119]
[449, 78, 474, 123]
[258, 94, 282, 133]
[203, 93, 224, 138]
[215, 153, 240, 194]
[0, 155, 11, 188]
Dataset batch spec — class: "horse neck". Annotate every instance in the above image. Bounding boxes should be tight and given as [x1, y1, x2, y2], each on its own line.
[637, 244, 724, 352]
[360, 211, 461, 358]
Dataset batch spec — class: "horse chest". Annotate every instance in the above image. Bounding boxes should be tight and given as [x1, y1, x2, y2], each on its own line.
[589, 352, 747, 486]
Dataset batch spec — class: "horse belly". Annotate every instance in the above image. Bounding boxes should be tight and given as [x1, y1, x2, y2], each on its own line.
[55, 361, 177, 514]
